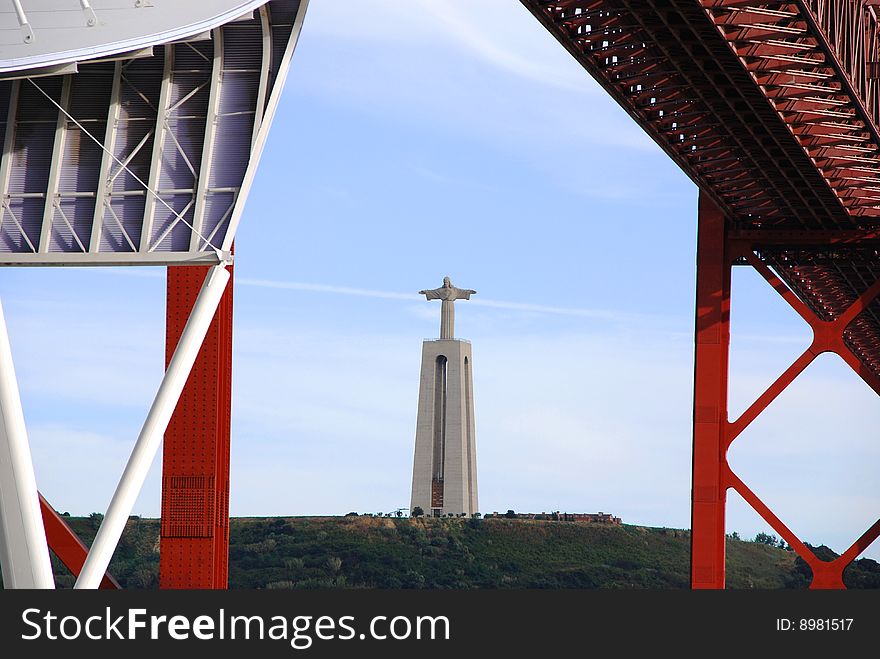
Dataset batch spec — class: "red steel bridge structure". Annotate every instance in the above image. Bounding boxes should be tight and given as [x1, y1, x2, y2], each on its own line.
[37, 266, 233, 590]
[523, 0, 880, 588]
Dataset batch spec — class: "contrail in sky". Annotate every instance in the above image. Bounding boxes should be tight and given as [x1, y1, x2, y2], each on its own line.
[99, 270, 646, 322]
[236, 278, 629, 321]
[237, 279, 415, 301]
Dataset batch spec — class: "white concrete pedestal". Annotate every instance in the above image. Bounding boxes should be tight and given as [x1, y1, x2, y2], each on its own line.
[410, 339, 477, 517]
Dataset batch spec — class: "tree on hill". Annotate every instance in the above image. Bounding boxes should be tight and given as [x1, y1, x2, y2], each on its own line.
[411, 506, 424, 518]
[754, 532, 778, 545]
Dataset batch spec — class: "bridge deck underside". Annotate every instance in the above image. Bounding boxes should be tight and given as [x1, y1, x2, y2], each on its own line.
[524, 0, 880, 383]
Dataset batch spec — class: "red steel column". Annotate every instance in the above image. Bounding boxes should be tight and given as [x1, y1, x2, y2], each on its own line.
[160, 264, 233, 589]
[691, 192, 730, 589]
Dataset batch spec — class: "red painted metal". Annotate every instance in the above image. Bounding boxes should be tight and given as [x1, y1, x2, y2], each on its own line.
[39, 494, 119, 589]
[693, 192, 880, 589]
[523, 0, 880, 589]
[160, 264, 234, 589]
[691, 193, 730, 589]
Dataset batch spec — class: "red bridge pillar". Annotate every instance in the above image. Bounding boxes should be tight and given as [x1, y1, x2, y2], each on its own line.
[160, 264, 233, 589]
[690, 192, 880, 589]
[691, 192, 730, 589]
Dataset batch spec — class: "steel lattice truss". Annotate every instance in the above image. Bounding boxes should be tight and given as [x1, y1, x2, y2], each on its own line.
[523, 0, 880, 382]
[0, 1, 301, 266]
[523, 0, 880, 588]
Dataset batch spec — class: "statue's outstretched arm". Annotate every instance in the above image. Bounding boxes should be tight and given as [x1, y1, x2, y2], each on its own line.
[420, 289, 442, 300]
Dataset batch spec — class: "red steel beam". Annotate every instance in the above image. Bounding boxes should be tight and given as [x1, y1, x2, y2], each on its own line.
[524, 0, 880, 383]
[691, 192, 731, 589]
[701, 0, 880, 218]
[730, 229, 880, 245]
[519, 0, 880, 589]
[692, 193, 880, 589]
[159, 264, 234, 589]
[39, 494, 119, 589]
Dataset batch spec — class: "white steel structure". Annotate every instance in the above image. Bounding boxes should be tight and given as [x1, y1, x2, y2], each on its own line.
[0, 0, 308, 588]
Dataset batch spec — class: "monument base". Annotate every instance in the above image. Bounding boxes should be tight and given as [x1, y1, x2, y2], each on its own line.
[410, 339, 478, 517]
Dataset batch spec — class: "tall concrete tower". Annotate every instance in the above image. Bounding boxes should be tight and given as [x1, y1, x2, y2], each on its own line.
[410, 277, 478, 517]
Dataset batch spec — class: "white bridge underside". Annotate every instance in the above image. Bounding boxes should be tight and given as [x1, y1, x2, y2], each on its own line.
[0, 0, 304, 266]
[0, 1, 269, 74]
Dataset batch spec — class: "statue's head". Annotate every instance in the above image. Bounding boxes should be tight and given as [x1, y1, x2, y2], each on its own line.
[443, 276, 451, 287]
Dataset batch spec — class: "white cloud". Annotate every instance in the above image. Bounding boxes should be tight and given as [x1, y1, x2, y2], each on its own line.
[288, 0, 659, 157]
[413, 0, 590, 92]
[303, 0, 591, 92]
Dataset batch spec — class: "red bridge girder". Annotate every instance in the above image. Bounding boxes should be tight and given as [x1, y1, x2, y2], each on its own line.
[694, 192, 880, 589]
[522, 0, 880, 587]
[39, 494, 119, 589]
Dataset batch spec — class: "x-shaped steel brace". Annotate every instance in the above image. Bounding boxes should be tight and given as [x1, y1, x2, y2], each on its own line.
[723, 242, 880, 588]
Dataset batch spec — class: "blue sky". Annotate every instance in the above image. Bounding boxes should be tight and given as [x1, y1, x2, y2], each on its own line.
[2, 0, 879, 561]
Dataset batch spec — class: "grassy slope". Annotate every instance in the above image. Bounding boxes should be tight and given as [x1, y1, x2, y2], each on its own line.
[44, 516, 880, 589]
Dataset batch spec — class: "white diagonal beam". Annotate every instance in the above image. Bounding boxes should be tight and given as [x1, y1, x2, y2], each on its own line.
[0, 80, 20, 238]
[140, 45, 173, 252]
[148, 197, 194, 251]
[90, 60, 123, 253]
[189, 29, 224, 252]
[54, 204, 86, 252]
[0, 298, 54, 589]
[200, 197, 235, 250]
[251, 5, 272, 150]
[38, 75, 73, 253]
[106, 129, 153, 189]
[0, 200, 36, 252]
[75, 263, 230, 589]
[222, 0, 310, 251]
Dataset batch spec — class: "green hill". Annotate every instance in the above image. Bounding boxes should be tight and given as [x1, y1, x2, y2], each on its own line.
[42, 515, 880, 589]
